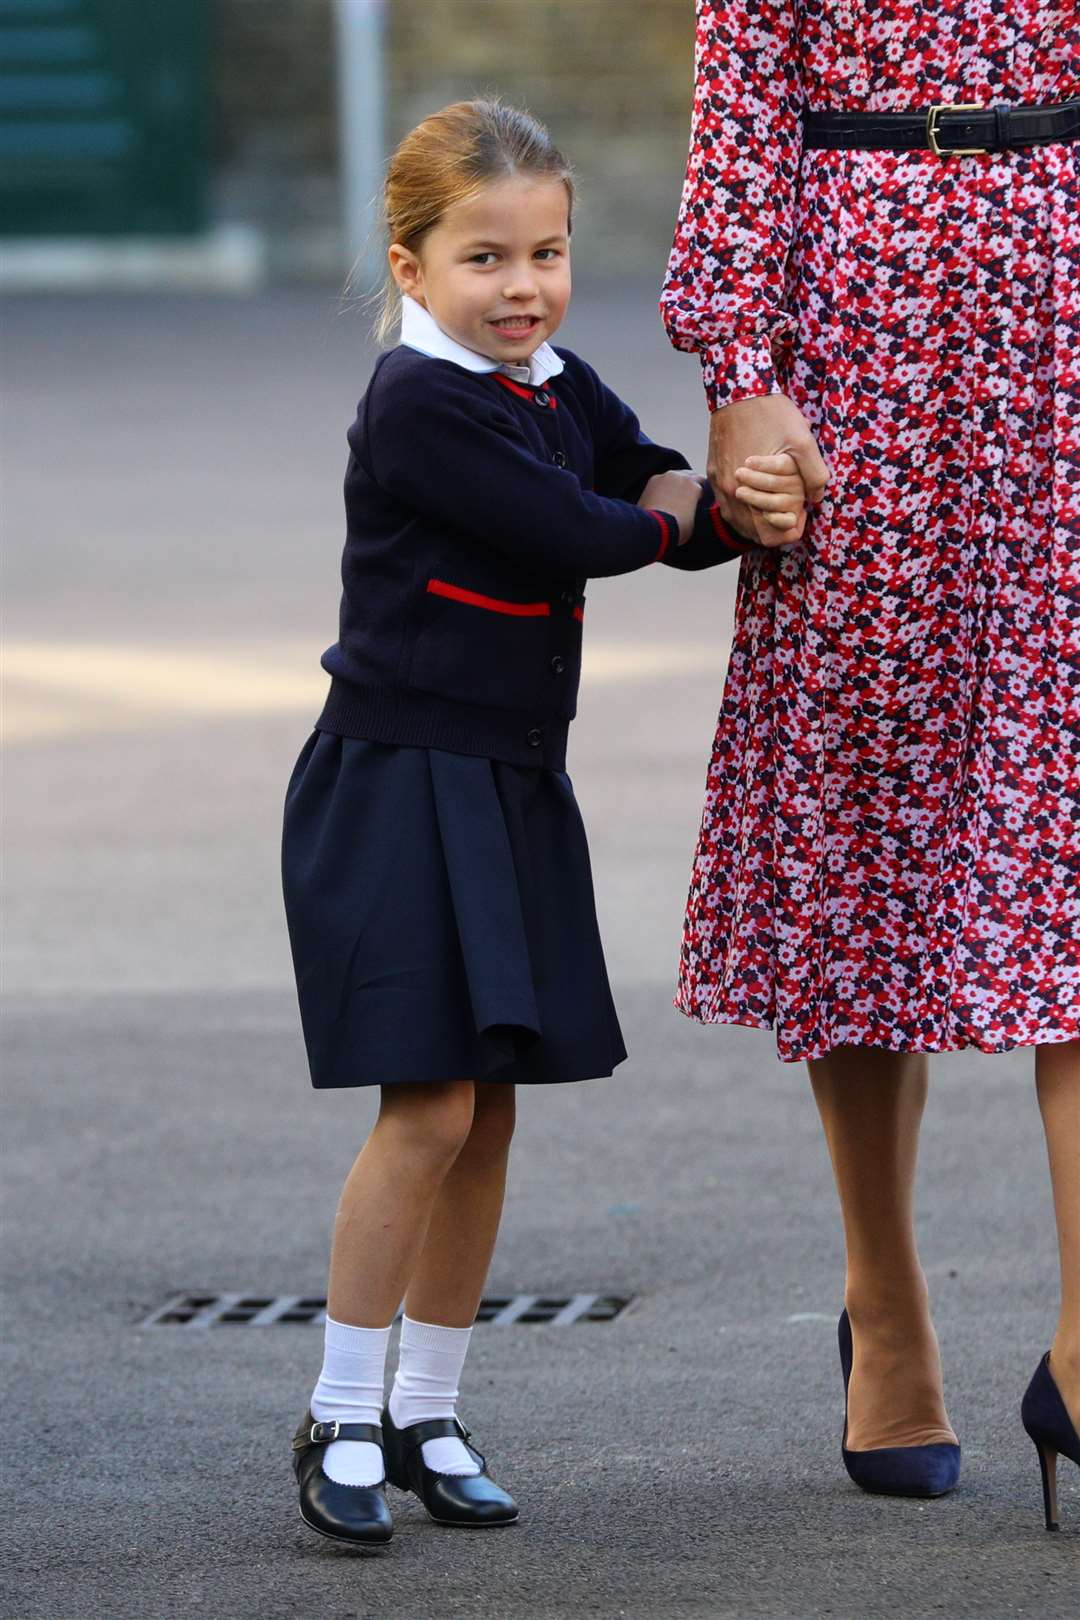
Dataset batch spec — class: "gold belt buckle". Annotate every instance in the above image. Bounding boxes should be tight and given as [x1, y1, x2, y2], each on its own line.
[927, 102, 989, 157]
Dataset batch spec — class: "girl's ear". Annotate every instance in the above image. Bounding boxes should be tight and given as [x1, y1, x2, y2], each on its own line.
[388, 243, 423, 301]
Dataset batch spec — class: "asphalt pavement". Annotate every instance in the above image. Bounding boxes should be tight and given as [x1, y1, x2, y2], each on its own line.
[3, 288, 1077, 1618]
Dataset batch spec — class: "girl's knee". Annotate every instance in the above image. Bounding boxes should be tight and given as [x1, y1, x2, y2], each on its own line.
[378, 1081, 476, 1163]
[465, 1083, 517, 1156]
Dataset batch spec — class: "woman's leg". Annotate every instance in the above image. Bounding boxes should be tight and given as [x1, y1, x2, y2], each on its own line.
[404, 1081, 517, 1325]
[1035, 1038, 1080, 1429]
[327, 1080, 478, 1326]
[809, 1045, 957, 1450]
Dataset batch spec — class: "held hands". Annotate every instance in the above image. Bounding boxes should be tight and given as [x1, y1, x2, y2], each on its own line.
[638, 456, 808, 549]
[708, 393, 830, 547]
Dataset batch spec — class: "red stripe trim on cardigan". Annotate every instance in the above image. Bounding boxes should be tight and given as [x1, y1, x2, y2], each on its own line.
[426, 578, 551, 617]
[648, 510, 672, 561]
[709, 503, 754, 553]
[573, 604, 584, 623]
[493, 373, 557, 407]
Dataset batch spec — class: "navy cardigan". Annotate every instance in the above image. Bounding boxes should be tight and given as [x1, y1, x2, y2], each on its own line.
[317, 344, 745, 770]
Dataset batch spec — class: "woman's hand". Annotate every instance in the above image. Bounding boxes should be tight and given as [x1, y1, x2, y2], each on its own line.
[639, 469, 707, 545]
[708, 394, 829, 545]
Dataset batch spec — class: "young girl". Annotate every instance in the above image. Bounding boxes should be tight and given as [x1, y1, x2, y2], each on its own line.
[282, 97, 807, 1548]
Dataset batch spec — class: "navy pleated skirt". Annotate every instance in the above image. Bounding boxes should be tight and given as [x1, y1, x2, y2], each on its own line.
[281, 733, 627, 1088]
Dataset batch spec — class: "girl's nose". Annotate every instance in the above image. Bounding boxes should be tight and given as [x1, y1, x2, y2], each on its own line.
[502, 267, 538, 299]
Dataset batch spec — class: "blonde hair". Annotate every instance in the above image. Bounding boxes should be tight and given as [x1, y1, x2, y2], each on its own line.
[371, 98, 574, 344]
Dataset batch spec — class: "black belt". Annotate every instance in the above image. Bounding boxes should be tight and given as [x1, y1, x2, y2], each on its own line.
[804, 99, 1080, 156]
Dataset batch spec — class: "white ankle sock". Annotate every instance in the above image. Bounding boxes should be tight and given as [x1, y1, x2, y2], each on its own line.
[388, 1316, 481, 1477]
[310, 1316, 391, 1487]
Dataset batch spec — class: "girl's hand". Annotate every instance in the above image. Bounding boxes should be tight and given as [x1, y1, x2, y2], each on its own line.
[733, 452, 809, 548]
[638, 469, 707, 545]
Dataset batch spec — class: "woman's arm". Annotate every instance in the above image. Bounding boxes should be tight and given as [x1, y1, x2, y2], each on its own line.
[661, 1, 828, 540]
[660, 0, 805, 413]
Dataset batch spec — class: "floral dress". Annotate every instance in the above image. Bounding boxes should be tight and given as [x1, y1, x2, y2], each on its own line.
[661, 0, 1080, 1061]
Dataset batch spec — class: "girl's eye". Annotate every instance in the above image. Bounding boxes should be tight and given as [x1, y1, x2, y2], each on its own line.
[535, 249, 560, 261]
[469, 253, 497, 265]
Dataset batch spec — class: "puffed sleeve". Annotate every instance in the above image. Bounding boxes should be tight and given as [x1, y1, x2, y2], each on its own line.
[660, 0, 805, 412]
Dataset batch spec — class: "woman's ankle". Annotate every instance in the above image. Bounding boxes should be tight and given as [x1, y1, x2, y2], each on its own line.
[844, 1271, 932, 1334]
[1049, 1331, 1080, 1385]
[1048, 1334, 1080, 1435]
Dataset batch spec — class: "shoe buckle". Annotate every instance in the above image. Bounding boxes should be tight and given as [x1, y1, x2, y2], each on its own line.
[309, 1420, 340, 1444]
[927, 103, 989, 157]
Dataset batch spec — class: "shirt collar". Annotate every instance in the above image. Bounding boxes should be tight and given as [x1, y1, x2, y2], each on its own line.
[399, 296, 564, 388]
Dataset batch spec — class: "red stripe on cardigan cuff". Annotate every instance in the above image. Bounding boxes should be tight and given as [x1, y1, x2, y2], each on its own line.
[427, 578, 551, 617]
[709, 503, 754, 554]
[572, 604, 584, 623]
[648, 509, 676, 561]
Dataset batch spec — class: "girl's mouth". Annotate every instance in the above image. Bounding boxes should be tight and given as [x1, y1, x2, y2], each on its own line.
[488, 316, 542, 337]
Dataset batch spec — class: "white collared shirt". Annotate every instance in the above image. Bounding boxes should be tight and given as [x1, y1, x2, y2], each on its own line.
[399, 295, 564, 388]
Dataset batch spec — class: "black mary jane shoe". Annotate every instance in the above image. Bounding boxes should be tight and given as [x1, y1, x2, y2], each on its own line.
[292, 1411, 393, 1549]
[381, 1408, 519, 1527]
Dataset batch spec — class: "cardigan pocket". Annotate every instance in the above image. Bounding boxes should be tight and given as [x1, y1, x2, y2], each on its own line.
[408, 577, 552, 712]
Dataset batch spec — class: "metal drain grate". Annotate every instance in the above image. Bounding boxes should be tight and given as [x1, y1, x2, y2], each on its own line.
[474, 1294, 628, 1324]
[141, 1292, 632, 1328]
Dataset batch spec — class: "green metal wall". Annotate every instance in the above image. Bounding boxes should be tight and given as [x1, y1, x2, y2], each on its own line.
[0, 0, 208, 236]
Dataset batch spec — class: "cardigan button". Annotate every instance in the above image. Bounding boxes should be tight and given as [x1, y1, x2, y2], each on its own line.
[550, 655, 566, 675]
[534, 391, 551, 408]
[552, 450, 567, 467]
[527, 727, 543, 748]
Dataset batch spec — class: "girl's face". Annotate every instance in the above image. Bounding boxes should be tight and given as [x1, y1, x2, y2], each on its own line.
[390, 175, 572, 362]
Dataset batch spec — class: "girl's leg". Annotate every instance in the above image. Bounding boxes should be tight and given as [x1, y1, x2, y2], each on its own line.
[309, 1081, 477, 1486]
[404, 1081, 517, 1325]
[1035, 1038, 1080, 1429]
[388, 1083, 518, 1477]
[809, 1045, 957, 1451]
[326, 1080, 477, 1325]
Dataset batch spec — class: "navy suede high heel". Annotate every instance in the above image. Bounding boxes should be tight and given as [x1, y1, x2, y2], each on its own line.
[1021, 1353, 1080, 1531]
[838, 1310, 961, 1498]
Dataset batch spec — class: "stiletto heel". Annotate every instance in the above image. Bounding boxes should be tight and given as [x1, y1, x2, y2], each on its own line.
[1021, 1353, 1080, 1532]
[1033, 1440, 1059, 1532]
[837, 1310, 961, 1499]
